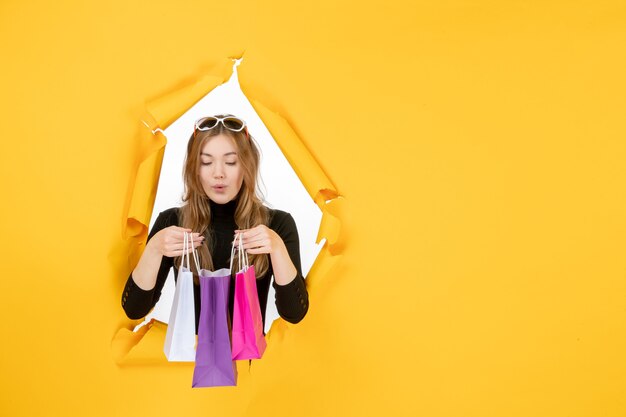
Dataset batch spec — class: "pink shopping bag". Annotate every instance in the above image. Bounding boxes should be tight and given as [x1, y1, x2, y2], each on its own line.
[231, 235, 267, 360]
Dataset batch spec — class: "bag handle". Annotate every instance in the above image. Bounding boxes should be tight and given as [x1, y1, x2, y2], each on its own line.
[180, 232, 189, 270]
[228, 232, 249, 273]
[189, 233, 201, 273]
[180, 231, 201, 273]
[239, 233, 249, 270]
[228, 234, 237, 272]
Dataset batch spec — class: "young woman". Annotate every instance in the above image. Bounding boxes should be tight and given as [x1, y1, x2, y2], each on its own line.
[121, 115, 309, 330]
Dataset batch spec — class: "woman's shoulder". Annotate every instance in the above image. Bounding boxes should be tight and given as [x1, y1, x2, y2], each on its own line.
[266, 207, 296, 229]
[154, 207, 181, 226]
[147, 207, 181, 239]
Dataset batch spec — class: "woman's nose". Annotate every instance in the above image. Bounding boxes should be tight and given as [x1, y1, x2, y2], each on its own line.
[213, 164, 225, 178]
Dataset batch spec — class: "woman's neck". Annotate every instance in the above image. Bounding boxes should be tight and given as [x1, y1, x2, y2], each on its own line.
[209, 198, 237, 220]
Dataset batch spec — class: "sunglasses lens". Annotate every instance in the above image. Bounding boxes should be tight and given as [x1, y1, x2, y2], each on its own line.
[196, 117, 219, 130]
[223, 117, 245, 132]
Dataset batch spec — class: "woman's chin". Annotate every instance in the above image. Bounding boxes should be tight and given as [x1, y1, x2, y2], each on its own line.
[208, 193, 234, 205]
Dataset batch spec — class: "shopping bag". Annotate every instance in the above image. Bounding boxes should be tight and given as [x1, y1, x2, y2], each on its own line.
[192, 267, 237, 387]
[231, 235, 267, 360]
[164, 232, 199, 362]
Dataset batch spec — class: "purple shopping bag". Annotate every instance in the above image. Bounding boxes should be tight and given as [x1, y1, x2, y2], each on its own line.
[192, 268, 237, 388]
[231, 264, 267, 360]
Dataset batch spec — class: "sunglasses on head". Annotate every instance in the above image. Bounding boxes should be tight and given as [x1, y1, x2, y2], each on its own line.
[194, 116, 247, 133]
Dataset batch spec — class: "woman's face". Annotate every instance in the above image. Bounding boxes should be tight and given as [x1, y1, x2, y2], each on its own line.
[198, 133, 244, 204]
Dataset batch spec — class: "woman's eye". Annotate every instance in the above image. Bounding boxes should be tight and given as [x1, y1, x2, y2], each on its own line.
[226, 161, 237, 166]
[201, 161, 212, 166]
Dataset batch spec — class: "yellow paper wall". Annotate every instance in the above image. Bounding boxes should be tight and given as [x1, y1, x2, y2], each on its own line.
[1, 1, 625, 416]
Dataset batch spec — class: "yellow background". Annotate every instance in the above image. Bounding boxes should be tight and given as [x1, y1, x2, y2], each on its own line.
[1, 1, 625, 416]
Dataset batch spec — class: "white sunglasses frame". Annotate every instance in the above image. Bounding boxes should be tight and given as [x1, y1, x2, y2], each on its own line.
[194, 116, 247, 133]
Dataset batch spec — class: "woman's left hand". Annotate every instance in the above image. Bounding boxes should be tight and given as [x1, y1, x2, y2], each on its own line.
[234, 225, 285, 255]
[235, 225, 298, 286]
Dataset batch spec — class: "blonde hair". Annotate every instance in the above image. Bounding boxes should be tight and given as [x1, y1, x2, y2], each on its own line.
[176, 115, 269, 279]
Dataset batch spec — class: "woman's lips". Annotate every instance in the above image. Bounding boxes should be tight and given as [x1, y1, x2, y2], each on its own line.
[212, 185, 226, 193]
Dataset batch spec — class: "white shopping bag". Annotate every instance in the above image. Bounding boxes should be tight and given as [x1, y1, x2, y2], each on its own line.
[164, 232, 200, 361]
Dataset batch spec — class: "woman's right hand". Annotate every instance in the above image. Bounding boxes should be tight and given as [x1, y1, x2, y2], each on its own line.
[146, 226, 205, 257]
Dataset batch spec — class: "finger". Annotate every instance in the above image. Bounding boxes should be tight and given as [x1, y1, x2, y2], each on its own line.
[184, 232, 204, 242]
[234, 236, 255, 246]
[237, 226, 263, 239]
[179, 240, 204, 250]
[165, 243, 186, 252]
[170, 226, 193, 234]
[166, 241, 202, 252]
[169, 228, 204, 241]
[245, 234, 269, 246]
[185, 238, 204, 248]
[166, 231, 204, 243]
[232, 231, 245, 244]
[164, 234, 187, 245]
[242, 239, 269, 250]
[233, 230, 250, 240]
[241, 240, 262, 249]
[166, 230, 192, 241]
[164, 247, 194, 257]
[234, 230, 266, 245]
[244, 247, 268, 255]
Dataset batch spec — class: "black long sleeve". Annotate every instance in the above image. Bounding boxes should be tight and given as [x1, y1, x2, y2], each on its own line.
[270, 210, 309, 323]
[121, 208, 177, 320]
[121, 204, 309, 327]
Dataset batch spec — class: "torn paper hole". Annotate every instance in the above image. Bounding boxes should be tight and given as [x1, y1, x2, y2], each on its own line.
[134, 60, 324, 334]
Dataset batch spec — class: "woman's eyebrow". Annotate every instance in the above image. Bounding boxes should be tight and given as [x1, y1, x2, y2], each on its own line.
[200, 152, 238, 157]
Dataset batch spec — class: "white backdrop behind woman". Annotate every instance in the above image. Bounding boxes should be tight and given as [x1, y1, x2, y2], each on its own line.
[138, 65, 323, 334]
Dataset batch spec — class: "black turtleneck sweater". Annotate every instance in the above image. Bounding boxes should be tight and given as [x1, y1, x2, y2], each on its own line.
[121, 200, 309, 331]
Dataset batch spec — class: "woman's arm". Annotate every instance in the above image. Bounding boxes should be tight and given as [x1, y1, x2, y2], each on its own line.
[237, 211, 309, 323]
[121, 209, 203, 319]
